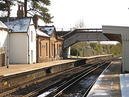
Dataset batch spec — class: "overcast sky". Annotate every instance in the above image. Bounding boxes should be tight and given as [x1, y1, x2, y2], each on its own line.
[48, 0, 129, 30]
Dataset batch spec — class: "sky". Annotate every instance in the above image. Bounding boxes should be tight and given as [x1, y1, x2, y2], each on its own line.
[10, 0, 129, 30]
[9, 0, 128, 44]
[47, 0, 129, 30]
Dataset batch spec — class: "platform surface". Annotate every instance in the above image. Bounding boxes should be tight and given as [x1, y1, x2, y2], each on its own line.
[87, 58, 122, 97]
[120, 73, 129, 97]
[0, 55, 110, 77]
[0, 59, 77, 76]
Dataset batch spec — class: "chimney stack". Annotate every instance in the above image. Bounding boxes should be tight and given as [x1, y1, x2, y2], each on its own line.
[33, 15, 38, 29]
[17, 4, 25, 18]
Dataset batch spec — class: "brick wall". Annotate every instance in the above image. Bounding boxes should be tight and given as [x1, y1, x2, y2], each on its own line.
[37, 36, 50, 62]
[37, 36, 63, 63]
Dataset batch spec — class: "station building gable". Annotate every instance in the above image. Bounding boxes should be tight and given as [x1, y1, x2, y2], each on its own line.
[37, 26, 63, 62]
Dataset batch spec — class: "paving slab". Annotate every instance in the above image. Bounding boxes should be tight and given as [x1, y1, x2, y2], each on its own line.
[120, 73, 129, 97]
[87, 58, 122, 97]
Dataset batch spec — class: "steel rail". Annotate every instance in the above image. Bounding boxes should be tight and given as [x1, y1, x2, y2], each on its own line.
[37, 62, 105, 97]
[21, 63, 98, 97]
[82, 62, 112, 97]
[38, 64, 97, 97]
[53, 62, 107, 97]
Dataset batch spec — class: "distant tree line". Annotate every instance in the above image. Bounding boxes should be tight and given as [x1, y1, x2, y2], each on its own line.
[71, 42, 122, 57]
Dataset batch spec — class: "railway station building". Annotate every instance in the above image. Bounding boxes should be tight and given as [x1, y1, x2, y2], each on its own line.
[37, 26, 63, 62]
[0, 15, 64, 65]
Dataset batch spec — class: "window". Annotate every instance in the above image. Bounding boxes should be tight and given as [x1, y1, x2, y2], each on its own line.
[59, 44, 62, 57]
[57, 44, 59, 55]
[51, 43, 53, 56]
[54, 44, 56, 57]
[46, 43, 48, 56]
[40, 42, 42, 56]
[42, 45, 45, 48]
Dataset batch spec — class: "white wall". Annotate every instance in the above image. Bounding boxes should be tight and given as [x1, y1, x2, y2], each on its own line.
[9, 18, 36, 64]
[28, 19, 36, 64]
[9, 33, 28, 64]
[0, 30, 8, 48]
[0, 29, 8, 65]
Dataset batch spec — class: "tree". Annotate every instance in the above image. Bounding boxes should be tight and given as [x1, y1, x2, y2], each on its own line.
[23, 0, 53, 23]
[0, 0, 53, 23]
[0, 0, 14, 17]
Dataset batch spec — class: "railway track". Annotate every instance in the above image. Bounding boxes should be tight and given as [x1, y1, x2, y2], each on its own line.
[4, 58, 111, 97]
[1, 55, 113, 97]
[37, 61, 110, 97]
[6, 61, 103, 97]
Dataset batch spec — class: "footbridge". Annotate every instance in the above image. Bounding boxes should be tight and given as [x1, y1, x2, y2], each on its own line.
[60, 26, 129, 73]
[63, 28, 121, 49]
[62, 28, 121, 58]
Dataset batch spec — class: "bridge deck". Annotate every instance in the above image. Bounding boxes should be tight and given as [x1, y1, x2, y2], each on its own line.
[87, 58, 122, 97]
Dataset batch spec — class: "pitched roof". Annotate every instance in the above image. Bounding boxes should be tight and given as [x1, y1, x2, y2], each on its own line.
[0, 21, 8, 29]
[38, 26, 55, 36]
[0, 17, 31, 32]
[57, 31, 70, 37]
[36, 29, 50, 37]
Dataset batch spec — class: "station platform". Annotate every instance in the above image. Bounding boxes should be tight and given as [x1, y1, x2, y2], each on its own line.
[87, 58, 122, 97]
[0, 55, 109, 76]
[0, 59, 77, 76]
[0, 55, 112, 97]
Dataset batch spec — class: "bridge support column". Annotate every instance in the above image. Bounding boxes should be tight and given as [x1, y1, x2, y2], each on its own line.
[67, 47, 71, 58]
[62, 47, 71, 59]
[102, 26, 129, 73]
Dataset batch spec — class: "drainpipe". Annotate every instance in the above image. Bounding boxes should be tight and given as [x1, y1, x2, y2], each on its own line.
[6, 33, 9, 68]
[49, 39, 51, 61]
[36, 36, 38, 63]
[27, 33, 29, 64]
[6, 29, 11, 68]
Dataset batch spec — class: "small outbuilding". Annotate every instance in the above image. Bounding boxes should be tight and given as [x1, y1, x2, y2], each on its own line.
[0, 17, 36, 64]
